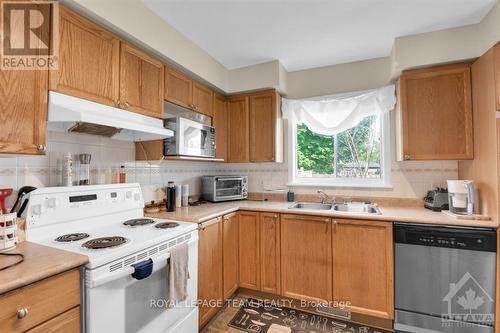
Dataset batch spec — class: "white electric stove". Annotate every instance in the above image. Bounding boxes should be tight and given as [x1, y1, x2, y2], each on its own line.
[24, 184, 199, 333]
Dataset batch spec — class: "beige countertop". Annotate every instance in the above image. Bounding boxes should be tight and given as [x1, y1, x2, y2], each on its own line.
[0, 242, 88, 295]
[147, 200, 498, 228]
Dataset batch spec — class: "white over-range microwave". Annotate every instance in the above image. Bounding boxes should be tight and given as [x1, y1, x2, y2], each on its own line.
[202, 176, 248, 202]
[163, 116, 216, 158]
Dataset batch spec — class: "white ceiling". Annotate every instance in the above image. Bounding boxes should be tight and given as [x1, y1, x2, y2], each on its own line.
[144, 0, 496, 71]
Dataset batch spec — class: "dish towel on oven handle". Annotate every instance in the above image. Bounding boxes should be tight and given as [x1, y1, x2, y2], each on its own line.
[168, 242, 190, 305]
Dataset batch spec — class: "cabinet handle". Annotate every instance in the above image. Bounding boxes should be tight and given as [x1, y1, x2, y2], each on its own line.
[404, 154, 411, 160]
[17, 308, 28, 319]
[114, 99, 121, 107]
[37, 145, 46, 152]
[124, 101, 130, 110]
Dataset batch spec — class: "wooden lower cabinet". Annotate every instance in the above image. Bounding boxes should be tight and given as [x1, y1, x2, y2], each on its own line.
[238, 211, 260, 290]
[260, 212, 281, 294]
[222, 213, 239, 299]
[280, 214, 332, 303]
[0, 269, 81, 333]
[26, 306, 80, 333]
[198, 217, 223, 328]
[332, 219, 394, 319]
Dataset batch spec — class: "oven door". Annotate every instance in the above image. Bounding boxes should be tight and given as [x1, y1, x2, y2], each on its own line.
[84, 234, 198, 333]
[178, 118, 215, 158]
[214, 177, 245, 201]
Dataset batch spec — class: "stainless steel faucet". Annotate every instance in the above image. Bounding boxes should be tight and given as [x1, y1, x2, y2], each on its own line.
[317, 190, 332, 204]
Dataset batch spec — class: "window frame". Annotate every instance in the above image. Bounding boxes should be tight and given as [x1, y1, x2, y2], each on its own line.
[287, 112, 392, 188]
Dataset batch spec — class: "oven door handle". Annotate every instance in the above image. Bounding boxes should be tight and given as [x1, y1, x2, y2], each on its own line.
[88, 239, 196, 288]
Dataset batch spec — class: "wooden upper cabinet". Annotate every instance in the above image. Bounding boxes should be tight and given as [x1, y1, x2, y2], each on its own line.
[396, 63, 473, 160]
[332, 219, 394, 320]
[213, 93, 228, 161]
[119, 43, 164, 118]
[0, 1, 49, 155]
[50, 6, 120, 107]
[164, 66, 192, 109]
[222, 212, 239, 299]
[260, 212, 281, 295]
[192, 82, 213, 117]
[198, 218, 223, 328]
[238, 211, 260, 290]
[249, 90, 282, 162]
[281, 214, 332, 303]
[494, 46, 500, 111]
[0, 67, 48, 155]
[227, 96, 250, 162]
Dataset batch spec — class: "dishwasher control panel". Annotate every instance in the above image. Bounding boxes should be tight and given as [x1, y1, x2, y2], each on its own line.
[394, 223, 497, 252]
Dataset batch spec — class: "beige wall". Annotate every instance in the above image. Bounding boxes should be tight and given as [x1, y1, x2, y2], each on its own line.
[63, 0, 500, 99]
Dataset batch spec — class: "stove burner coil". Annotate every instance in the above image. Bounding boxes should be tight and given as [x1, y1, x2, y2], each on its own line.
[154, 222, 180, 229]
[82, 236, 128, 249]
[55, 233, 90, 242]
[123, 218, 156, 227]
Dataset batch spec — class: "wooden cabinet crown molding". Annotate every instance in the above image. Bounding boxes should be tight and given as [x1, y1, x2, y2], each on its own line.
[396, 62, 473, 161]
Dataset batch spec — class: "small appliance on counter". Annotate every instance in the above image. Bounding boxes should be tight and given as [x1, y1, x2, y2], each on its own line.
[202, 175, 248, 202]
[424, 187, 449, 211]
[447, 180, 474, 215]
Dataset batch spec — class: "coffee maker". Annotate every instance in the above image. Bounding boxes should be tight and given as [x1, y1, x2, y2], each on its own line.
[447, 180, 474, 215]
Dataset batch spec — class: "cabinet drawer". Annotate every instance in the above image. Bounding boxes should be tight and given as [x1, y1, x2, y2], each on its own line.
[0, 269, 80, 333]
[26, 307, 80, 333]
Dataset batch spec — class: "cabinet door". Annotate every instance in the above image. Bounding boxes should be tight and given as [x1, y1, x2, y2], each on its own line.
[0, 2, 48, 155]
[260, 212, 281, 294]
[192, 81, 213, 117]
[26, 307, 80, 333]
[398, 63, 473, 160]
[198, 218, 223, 328]
[164, 66, 192, 109]
[281, 214, 332, 303]
[249, 91, 278, 162]
[227, 96, 250, 162]
[213, 93, 228, 161]
[50, 7, 120, 107]
[119, 43, 164, 118]
[238, 211, 260, 290]
[222, 212, 239, 299]
[494, 46, 500, 111]
[332, 219, 393, 319]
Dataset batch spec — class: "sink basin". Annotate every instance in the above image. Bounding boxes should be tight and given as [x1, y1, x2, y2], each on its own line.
[332, 203, 381, 214]
[289, 202, 333, 210]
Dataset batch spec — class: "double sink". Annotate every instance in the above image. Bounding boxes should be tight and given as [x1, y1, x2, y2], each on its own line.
[289, 202, 382, 214]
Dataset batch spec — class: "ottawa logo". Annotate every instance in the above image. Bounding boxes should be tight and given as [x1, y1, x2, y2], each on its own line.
[442, 272, 494, 327]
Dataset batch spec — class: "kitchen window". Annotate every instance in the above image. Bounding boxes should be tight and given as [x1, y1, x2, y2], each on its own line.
[283, 86, 394, 188]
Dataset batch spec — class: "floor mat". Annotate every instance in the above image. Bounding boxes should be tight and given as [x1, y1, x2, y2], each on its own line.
[228, 298, 391, 333]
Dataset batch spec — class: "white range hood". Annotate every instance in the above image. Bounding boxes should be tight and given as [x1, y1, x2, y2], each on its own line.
[47, 91, 173, 141]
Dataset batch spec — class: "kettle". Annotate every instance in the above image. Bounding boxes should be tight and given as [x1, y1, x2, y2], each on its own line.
[447, 180, 474, 215]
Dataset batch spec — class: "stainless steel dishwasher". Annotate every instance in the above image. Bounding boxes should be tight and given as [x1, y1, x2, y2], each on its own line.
[394, 223, 496, 333]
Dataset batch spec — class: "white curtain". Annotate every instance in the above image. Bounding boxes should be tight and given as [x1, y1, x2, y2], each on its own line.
[282, 85, 396, 136]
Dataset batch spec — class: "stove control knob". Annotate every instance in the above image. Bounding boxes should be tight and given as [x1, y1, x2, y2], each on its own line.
[31, 204, 42, 215]
[126, 191, 132, 199]
[47, 198, 59, 208]
[134, 193, 141, 201]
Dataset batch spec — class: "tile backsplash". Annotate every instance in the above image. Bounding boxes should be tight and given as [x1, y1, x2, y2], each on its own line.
[0, 131, 457, 209]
